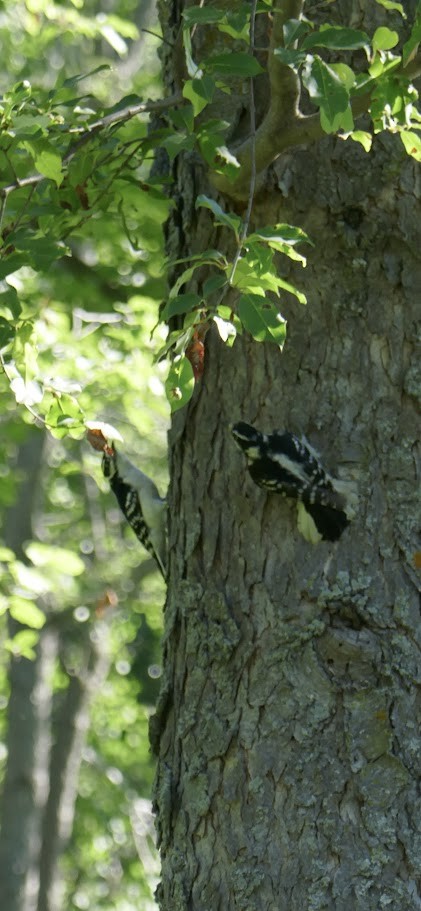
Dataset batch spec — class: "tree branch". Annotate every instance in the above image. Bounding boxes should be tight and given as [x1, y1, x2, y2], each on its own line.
[0, 93, 183, 200]
[211, 0, 421, 202]
[64, 92, 182, 158]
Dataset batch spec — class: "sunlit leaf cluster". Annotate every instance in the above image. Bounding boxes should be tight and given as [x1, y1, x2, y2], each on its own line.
[1, 0, 419, 420]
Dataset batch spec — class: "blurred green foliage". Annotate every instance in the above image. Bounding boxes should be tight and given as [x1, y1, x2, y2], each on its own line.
[0, 1, 168, 907]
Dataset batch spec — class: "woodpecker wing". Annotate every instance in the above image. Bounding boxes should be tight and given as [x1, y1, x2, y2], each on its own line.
[102, 447, 167, 577]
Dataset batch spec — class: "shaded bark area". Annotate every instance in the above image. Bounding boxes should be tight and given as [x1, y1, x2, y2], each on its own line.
[153, 2, 420, 909]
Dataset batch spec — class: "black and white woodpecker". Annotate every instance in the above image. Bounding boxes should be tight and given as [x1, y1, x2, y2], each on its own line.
[231, 421, 356, 543]
[102, 445, 167, 577]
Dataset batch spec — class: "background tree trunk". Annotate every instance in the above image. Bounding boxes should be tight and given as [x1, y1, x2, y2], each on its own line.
[0, 431, 51, 911]
[153, 2, 421, 908]
[0, 431, 111, 911]
[36, 632, 110, 911]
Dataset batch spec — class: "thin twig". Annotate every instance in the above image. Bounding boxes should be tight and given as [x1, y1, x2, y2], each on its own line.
[63, 93, 183, 160]
[0, 352, 47, 426]
[0, 193, 6, 234]
[9, 184, 36, 234]
[60, 139, 145, 241]
[140, 27, 174, 48]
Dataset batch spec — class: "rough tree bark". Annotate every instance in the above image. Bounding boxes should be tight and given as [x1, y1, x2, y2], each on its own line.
[152, 1, 421, 909]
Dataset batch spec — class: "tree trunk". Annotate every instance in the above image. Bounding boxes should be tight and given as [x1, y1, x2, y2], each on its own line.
[152, 2, 421, 908]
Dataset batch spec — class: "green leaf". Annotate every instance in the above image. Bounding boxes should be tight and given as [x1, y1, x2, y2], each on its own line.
[231, 247, 284, 295]
[46, 395, 85, 438]
[204, 53, 263, 77]
[368, 54, 401, 79]
[375, 0, 406, 17]
[183, 27, 202, 78]
[0, 284, 21, 319]
[24, 341, 38, 384]
[10, 376, 43, 406]
[196, 195, 242, 236]
[160, 130, 196, 160]
[196, 117, 231, 137]
[400, 130, 421, 161]
[212, 145, 240, 175]
[203, 274, 226, 298]
[98, 22, 129, 57]
[23, 141, 63, 186]
[0, 317, 15, 349]
[165, 356, 195, 412]
[62, 65, 111, 88]
[0, 254, 29, 280]
[25, 543, 85, 576]
[246, 227, 309, 265]
[171, 249, 228, 269]
[192, 74, 216, 103]
[0, 547, 15, 562]
[372, 27, 399, 52]
[11, 562, 51, 595]
[218, 10, 249, 41]
[216, 304, 242, 342]
[403, 16, 421, 66]
[9, 596, 46, 629]
[276, 277, 307, 305]
[99, 14, 139, 41]
[301, 26, 369, 51]
[170, 106, 194, 133]
[168, 250, 226, 300]
[238, 294, 287, 348]
[4, 629, 39, 660]
[302, 55, 351, 133]
[213, 314, 237, 345]
[198, 127, 240, 177]
[283, 18, 312, 48]
[9, 113, 51, 139]
[247, 223, 312, 247]
[328, 63, 356, 90]
[161, 292, 202, 320]
[321, 103, 353, 134]
[274, 47, 307, 68]
[183, 76, 215, 115]
[370, 75, 414, 132]
[183, 6, 225, 25]
[50, 418, 85, 439]
[350, 130, 373, 151]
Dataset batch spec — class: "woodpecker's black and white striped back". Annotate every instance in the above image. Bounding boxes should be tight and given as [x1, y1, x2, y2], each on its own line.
[102, 447, 167, 577]
[231, 421, 355, 542]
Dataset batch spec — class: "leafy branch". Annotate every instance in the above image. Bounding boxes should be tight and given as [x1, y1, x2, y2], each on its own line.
[210, 0, 421, 199]
[0, 93, 183, 201]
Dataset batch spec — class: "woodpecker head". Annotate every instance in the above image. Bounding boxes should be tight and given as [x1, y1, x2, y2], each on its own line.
[101, 445, 118, 480]
[231, 422, 265, 461]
